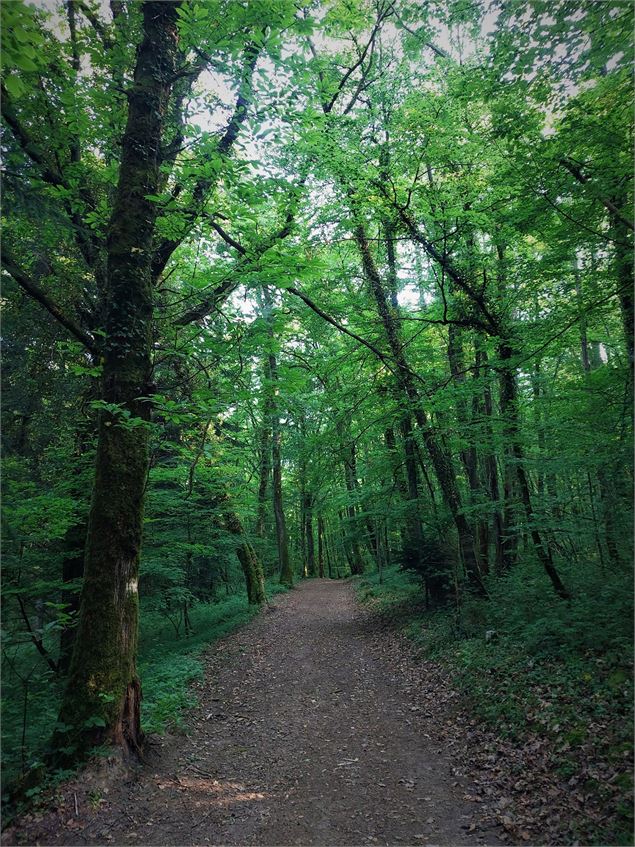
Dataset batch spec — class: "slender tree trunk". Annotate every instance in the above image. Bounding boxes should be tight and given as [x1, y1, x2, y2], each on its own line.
[269, 348, 293, 585]
[342, 441, 365, 575]
[498, 343, 570, 599]
[317, 515, 326, 578]
[447, 324, 485, 569]
[58, 519, 86, 674]
[256, 358, 272, 540]
[54, 2, 181, 762]
[477, 347, 505, 573]
[610, 207, 634, 390]
[354, 221, 485, 594]
[304, 492, 316, 576]
[260, 289, 293, 587]
[399, 415, 424, 572]
[324, 519, 335, 579]
[577, 295, 623, 566]
[530, 357, 546, 498]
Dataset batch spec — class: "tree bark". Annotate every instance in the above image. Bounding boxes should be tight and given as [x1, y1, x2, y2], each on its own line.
[54, 1, 181, 763]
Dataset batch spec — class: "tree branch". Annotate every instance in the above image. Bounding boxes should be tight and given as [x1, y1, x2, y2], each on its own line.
[16, 596, 60, 675]
[176, 183, 304, 326]
[1, 86, 66, 188]
[151, 39, 263, 282]
[323, 1, 395, 114]
[378, 186, 500, 335]
[559, 157, 634, 233]
[286, 285, 390, 362]
[1, 247, 98, 354]
[75, 0, 114, 49]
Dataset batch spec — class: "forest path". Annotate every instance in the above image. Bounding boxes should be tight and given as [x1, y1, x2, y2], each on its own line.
[21, 580, 502, 846]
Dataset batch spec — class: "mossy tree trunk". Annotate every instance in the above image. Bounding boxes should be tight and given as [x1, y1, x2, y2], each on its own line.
[53, 1, 181, 763]
[224, 510, 266, 605]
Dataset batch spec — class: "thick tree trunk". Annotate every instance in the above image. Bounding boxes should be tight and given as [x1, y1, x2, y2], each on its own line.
[54, 2, 181, 763]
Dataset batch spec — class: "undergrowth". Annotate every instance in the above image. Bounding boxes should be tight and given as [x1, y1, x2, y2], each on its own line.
[1, 580, 288, 796]
[357, 563, 634, 842]
[139, 580, 288, 734]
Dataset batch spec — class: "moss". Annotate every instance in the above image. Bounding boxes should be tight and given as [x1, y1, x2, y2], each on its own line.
[51, 1, 181, 766]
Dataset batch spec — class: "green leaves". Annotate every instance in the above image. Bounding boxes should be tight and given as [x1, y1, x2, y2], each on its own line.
[0, 2, 46, 96]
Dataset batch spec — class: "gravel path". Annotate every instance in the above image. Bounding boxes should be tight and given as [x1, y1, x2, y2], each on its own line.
[8, 580, 502, 846]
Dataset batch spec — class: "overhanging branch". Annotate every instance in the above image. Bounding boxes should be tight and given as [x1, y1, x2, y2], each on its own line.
[1, 248, 98, 355]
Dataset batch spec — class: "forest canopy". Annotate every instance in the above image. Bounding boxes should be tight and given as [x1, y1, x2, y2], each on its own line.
[1, 0, 632, 827]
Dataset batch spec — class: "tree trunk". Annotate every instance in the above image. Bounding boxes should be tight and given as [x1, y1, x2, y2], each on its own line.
[54, 1, 181, 763]
[58, 519, 86, 674]
[399, 415, 424, 573]
[477, 346, 505, 573]
[447, 324, 485, 570]
[317, 515, 326, 578]
[577, 295, 624, 566]
[224, 510, 266, 605]
[610, 207, 634, 390]
[498, 343, 570, 599]
[256, 360, 272, 540]
[305, 493, 316, 576]
[342, 441, 365, 575]
[354, 221, 485, 595]
[269, 348, 293, 586]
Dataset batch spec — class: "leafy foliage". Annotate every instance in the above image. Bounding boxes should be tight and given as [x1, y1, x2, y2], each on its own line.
[1, 0, 632, 839]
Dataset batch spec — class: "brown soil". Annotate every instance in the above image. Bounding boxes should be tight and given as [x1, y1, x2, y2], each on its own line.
[6, 580, 503, 846]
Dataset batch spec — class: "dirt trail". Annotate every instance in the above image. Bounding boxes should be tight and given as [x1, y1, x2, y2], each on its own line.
[12, 580, 503, 846]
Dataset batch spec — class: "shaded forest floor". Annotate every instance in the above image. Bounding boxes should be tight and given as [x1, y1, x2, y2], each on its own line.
[7, 580, 503, 846]
[4, 579, 631, 846]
